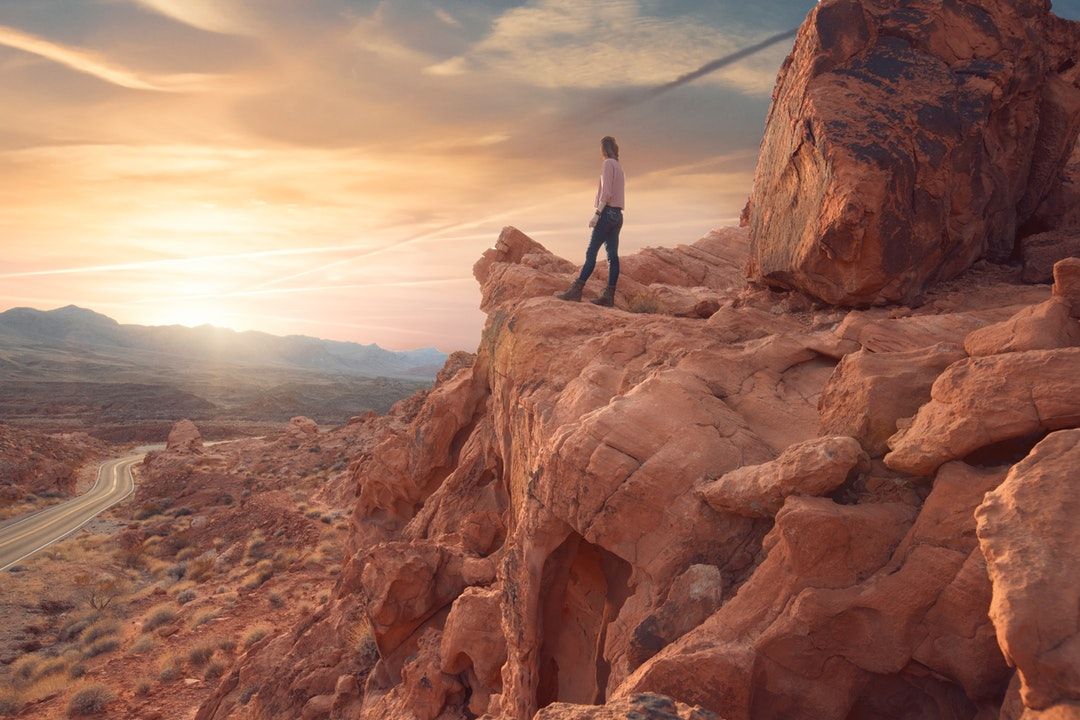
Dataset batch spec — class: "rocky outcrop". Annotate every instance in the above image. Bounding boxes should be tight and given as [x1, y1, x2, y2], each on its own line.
[165, 418, 203, 453]
[196, 215, 1080, 720]
[698, 435, 868, 517]
[747, 0, 1080, 305]
[535, 693, 718, 720]
[817, 343, 965, 455]
[193, 3, 1080, 719]
[976, 430, 1080, 715]
[0, 424, 106, 503]
[885, 348, 1080, 476]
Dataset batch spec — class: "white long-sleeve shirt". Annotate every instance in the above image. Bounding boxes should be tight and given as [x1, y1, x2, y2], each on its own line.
[595, 157, 625, 210]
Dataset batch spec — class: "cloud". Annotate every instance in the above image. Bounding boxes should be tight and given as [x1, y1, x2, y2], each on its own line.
[0, 24, 224, 91]
[127, 0, 254, 35]
[426, 0, 791, 95]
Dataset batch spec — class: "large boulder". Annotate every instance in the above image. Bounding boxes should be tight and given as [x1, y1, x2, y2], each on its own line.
[165, 419, 203, 453]
[976, 430, 1080, 714]
[1021, 231, 1080, 283]
[747, 0, 1080, 305]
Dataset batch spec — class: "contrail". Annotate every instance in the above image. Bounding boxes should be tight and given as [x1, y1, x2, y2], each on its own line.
[587, 27, 799, 120]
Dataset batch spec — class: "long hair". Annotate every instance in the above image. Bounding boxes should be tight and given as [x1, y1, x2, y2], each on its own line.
[601, 136, 619, 160]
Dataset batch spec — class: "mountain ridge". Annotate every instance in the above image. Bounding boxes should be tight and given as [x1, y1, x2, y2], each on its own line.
[0, 304, 446, 380]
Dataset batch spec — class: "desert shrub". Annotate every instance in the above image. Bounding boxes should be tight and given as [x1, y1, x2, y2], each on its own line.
[187, 642, 215, 667]
[242, 626, 270, 649]
[245, 537, 270, 560]
[0, 687, 21, 715]
[305, 509, 320, 519]
[217, 638, 237, 653]
[134, 678, 152, 696]
[134, 503, 163, 520]
[142, 604, 177, 632]
[176, 588, 197, 604]
[165, 562, 187, 581]
[80, 620, 120, 646]
[238, 685, 257, 705]
[38, 597, 75, 616]
[190, 608, 218, 628]
[82, 638, 119, 658]
[319, 514, 333, 524]
[628, 296, 659, 314]
[157, 655, 182, 683]
[59, 616, 94, 642]
[172, 506, 194, 517]
[34, 658, 68, 679]
[186, 553, 216, 583]
[268, 592, 284, 609]
[129, 634, 155, 654]
[68, 664, 87, 679]
[240, 561, 273, 591]
[11, 655, 40, 681]
[67, 684, 114, 716]
[176, 547, 199, 561]
[203, 661, 225, 681]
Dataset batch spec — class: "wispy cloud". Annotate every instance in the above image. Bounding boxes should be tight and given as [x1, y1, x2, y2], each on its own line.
[0, 24, 225, 92]
[425, 0, 790, 95]
[128, 0, 253, 35]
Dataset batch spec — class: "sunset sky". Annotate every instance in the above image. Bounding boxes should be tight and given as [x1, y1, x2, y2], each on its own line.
[3, 1, 1078, 351]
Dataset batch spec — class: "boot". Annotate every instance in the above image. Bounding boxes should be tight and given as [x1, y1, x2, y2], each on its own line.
[556, 279, 585, 302]
[592, 286, 615, 307]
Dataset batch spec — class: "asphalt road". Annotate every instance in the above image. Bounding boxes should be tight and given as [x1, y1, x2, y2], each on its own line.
[0, 453, 142, 572]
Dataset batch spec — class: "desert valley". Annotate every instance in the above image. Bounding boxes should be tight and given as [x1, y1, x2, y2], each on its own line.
[2, 1, 1080, 720]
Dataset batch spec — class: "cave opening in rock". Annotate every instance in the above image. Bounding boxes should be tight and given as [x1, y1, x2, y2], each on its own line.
[535, 532, 632, 709]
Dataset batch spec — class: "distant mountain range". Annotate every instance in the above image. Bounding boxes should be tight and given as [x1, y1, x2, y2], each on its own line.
[0, 306, 448, 435]
[0, 305, 446, 379]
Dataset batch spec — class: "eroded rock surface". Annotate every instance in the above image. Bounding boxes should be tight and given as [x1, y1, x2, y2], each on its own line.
[977, 430, 1080, 714]
[747, 0, 1080, 304]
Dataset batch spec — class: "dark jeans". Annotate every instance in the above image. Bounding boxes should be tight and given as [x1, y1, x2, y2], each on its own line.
[577, 205, 623, 289]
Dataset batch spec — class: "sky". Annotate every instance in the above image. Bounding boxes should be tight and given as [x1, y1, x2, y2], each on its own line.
[1, 0, 1077, 351]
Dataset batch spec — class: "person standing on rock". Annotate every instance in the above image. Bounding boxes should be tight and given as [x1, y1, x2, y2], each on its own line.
[557, 136, 625, 307]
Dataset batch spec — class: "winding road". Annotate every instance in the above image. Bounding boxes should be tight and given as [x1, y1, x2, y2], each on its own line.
[0, 453, 143, 572]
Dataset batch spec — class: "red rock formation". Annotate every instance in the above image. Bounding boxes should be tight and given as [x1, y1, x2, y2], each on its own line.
[192, 4, 1080, 720]
[165, 418, 203, 453]
[976, 430, 1080, 715]
[197, 217, 1075, 720]
[697, 435, 869, 517]
[0, 424, 106, 504]
[747, 0, 1080, 305]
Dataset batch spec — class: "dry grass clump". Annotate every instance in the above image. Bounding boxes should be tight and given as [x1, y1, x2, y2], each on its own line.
[34, 657, 68, 680]
[240, 560, 274, 591]
[80, 619, 120, 645]
[242, 625, 270, 649]
[11, 654, 40, 681]
[217, 637, 238, 653]
[157, 654, 182, 683]
[191, 608, 219, 628]
[186, 553, 216, 583]
[129, 634, 156, 654]
[134, 678, 152, 697]
[203, 660, 226, 681]
[0, 686, 22, 715]
[142, 603, 177, 632]
[66, 683, 114, 716]
[82, 637, 119, 659]
[187, 641, 216, 667]
[176, 588, 197, 604]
